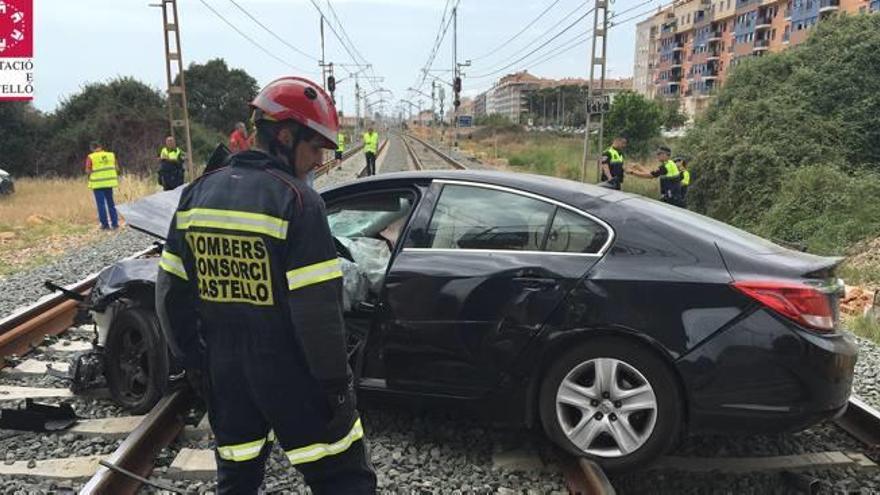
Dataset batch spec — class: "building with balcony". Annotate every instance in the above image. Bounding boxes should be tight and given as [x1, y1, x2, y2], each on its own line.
[633, 0, 871, 118]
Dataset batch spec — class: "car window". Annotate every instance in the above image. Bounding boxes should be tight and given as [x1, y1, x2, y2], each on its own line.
[327, 192, 414, 242]
[545, 207, 609, 254]
[425, 185, 554, 251]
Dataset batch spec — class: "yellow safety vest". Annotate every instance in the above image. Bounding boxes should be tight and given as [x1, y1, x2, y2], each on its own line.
[88, 151, 119, 189]
[160, 147, 183, 162]
[337, 133, 345, 153]
[681, 169, 691, 186]
[363, 132, 379, 154]
[663, 159, 680, 179]
[605, 146, 624, 164]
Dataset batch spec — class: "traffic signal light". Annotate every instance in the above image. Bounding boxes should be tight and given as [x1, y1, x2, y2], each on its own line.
[327, 76, 336, 93]
[453, 77, 462, 94]
[454, 99, 461, 109]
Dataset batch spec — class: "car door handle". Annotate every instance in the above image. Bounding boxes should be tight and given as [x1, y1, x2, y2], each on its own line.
[512, 277, 558, 289]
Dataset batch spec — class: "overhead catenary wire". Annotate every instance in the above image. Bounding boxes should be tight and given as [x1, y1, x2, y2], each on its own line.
[469, 6, 597, 79]
[411, 0, 460, 93]
[470, 0, 590, 76]
[469, 0, 564, 61]
[226, 0, 319, 62]
[196, 0, 315, 74]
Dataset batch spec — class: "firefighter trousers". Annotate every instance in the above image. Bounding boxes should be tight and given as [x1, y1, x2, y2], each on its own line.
[205, 340, 376, 494]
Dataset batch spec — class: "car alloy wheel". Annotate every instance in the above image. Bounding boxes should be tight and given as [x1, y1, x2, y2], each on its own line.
[555, 357, 658, 457]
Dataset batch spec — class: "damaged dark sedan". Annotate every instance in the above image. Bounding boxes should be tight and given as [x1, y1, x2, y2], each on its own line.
[70, 170, 857, 471]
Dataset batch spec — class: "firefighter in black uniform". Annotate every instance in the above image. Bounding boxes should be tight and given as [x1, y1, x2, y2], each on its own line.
[155, 77, 377, 494]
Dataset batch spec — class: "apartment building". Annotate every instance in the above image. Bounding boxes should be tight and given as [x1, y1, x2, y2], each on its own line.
[635, 0, 875, 117]
[474, 71, 633, 123]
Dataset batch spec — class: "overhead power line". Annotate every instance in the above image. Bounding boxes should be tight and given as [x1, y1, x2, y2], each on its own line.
[470, 6, 596, 79]
[196, 0, 314, 74]
[412, 0, 460, 92]
[472, 0, 589, 75]
[226, 0, 319, 61]
[469, 0, 564, 61]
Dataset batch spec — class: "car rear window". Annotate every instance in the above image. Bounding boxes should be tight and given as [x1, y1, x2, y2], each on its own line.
[545, 207, 609, 254]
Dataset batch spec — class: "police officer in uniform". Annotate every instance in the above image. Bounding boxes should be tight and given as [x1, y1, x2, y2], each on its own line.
[676, 156, 691, 208]
[600, 136, 627, 190]
[155, 77, 377, 494]
[629, 145, 682, 205]
[158, 136, 186, 191]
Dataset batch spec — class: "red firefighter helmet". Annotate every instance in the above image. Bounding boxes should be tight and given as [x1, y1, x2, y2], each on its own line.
[251, 76, 339, 149]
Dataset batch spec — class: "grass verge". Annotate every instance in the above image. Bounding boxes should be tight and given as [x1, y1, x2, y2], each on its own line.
[0, 175, 156, 276]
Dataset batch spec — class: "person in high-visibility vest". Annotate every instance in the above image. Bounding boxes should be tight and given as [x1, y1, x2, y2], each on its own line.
[335, 130, 346, 166]
[158, 136, 186, 191]
[628, 146, 682, 205]
[676, 156, 691, 208]
[362, 127, 379, 176]
[599, 136, 627, 190]
[85, 142, 120, 230]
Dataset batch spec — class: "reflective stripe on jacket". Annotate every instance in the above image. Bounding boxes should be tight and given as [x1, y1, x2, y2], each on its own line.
[336, 133, 345, 152]
[88, 151, 119, 189]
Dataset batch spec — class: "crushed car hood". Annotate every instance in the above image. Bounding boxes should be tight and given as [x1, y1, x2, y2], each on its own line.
[118, 187, 183, 239]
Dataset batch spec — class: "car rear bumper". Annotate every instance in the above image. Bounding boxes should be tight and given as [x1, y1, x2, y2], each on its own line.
[677, 308, 857, 434]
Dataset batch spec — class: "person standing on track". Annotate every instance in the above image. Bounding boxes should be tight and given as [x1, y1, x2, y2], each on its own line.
[362, 126, 379, 176]
[84, 141, 119, 230]
[156, 76, 377, 495]
[158, 135, 186, 191]
[335, 129, 346, 167]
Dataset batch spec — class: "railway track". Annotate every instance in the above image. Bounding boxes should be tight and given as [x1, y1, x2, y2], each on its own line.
[1, 164, 878, 493]
[401, 133, 468, 171]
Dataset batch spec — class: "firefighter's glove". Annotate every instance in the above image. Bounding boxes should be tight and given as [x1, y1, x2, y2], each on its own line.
[323, 380, 356, 438]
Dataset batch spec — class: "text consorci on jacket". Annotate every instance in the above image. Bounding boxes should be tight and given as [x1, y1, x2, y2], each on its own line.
[0, 0, 34, 102]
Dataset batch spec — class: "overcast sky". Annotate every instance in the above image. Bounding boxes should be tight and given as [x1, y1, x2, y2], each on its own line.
[32, 0, 657, 119]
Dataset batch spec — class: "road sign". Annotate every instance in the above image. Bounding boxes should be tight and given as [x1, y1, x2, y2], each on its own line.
[457, 115, 473, 128]
[586, 95, 611, 114]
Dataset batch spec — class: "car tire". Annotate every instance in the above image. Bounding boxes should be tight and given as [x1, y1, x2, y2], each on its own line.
[105, 306, 169, 414]
[539, 337, 682, 473]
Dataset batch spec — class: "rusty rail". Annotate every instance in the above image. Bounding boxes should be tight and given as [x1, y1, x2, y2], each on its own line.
[315, 141, 365, 178]
[403, 133, 468, 170]
[563, 457, 616, 495]
[400, 134, 424, 171]
[0, 245, 159, 367]
[834, 395, 880, 448]
[79, 388, 194, 494]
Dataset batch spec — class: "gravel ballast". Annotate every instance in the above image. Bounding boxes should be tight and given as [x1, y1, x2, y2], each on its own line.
[0, 228, 154, 320]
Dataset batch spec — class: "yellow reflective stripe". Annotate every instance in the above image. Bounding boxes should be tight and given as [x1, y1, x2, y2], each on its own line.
[286, 258, 342, 291]
[176, 208, 289, 240]
[158, 250, 188, 281]
[286, 418, 364, 465]
[217, 437, 266, 462]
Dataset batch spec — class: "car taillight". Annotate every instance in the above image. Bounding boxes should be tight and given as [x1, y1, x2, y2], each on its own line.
[732, 280, 836, 333]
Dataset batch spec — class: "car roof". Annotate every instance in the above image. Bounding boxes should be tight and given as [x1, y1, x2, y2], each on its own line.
[322, 170, 634, 210]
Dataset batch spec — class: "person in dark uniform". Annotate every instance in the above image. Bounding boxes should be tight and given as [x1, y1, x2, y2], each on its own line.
[628, 146, 682, 205]
[158, 136, 186, 191]
[155, 76, 377, 495]
[599, 136, 627, 190]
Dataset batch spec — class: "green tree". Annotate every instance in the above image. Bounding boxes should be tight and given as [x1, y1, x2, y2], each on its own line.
[179, 59, 258, 133]
[604, 91, 664, 155]
[0, 103, 43, 176]
[659, 98, 688, 129]
[681, 14, 880, 254]
[42, 77, 168, 176]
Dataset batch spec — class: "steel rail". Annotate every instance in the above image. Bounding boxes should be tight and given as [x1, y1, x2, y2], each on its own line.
[0, 245, 159, 366]
[79, 388, 194, 494]
[400, 134, 424, 171]
[315, 141, 365, 177]
[563, 457, 616, 495]
[403, 133, 468, 170]
[834, 394, 880, 448]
